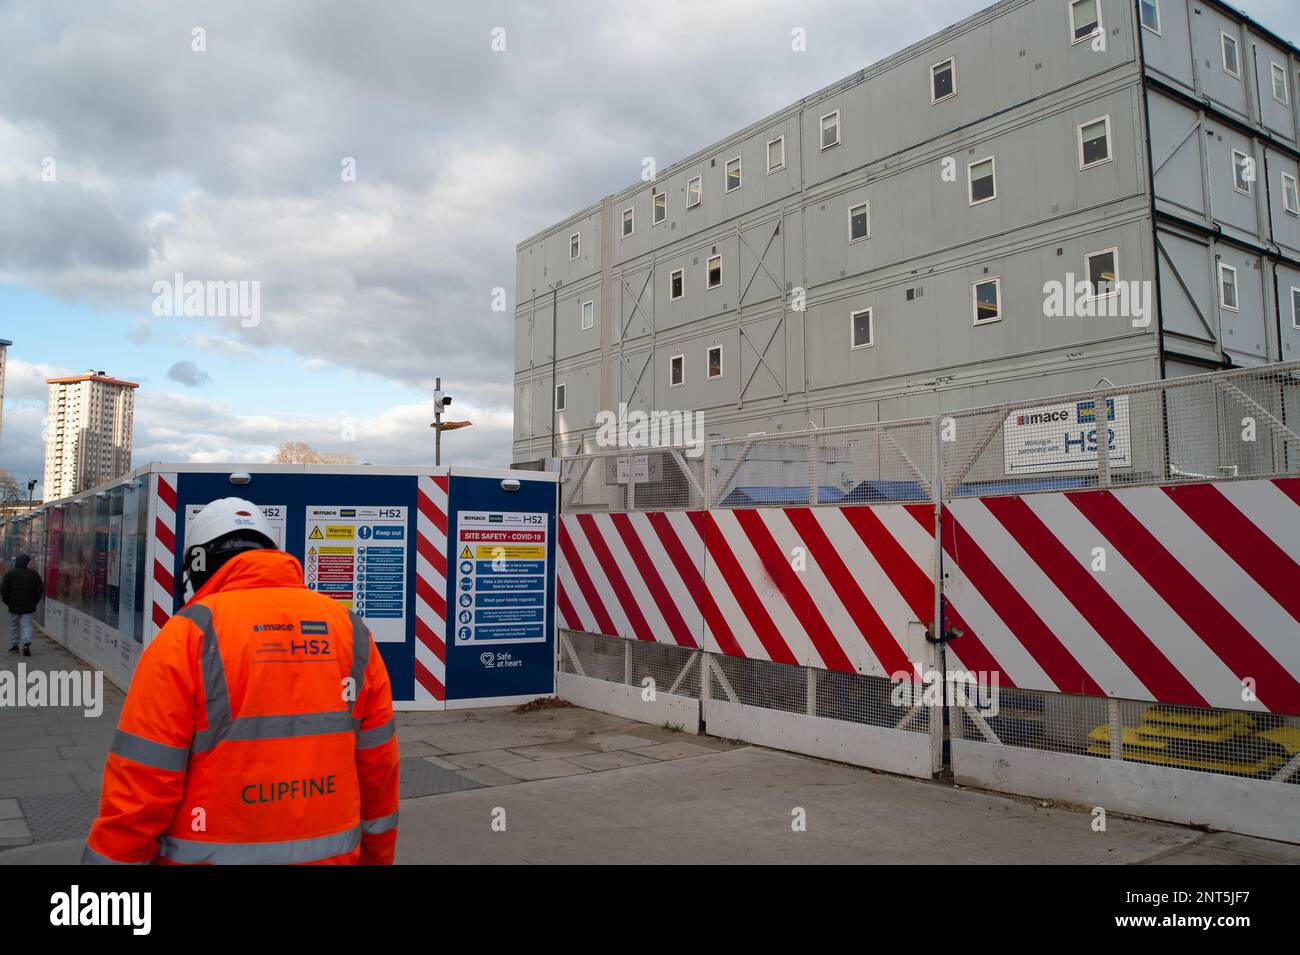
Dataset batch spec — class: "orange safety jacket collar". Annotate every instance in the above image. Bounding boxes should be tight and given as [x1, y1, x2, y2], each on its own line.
[188, 549, 307, 605]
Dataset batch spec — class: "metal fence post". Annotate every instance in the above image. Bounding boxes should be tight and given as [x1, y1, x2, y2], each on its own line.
[1096, 389, 1111, 489]
[1108, 698, 1123, 760]
[702, 435, 712, 511]
[931, 413, 946, 777]
[807, 436, 818, 505]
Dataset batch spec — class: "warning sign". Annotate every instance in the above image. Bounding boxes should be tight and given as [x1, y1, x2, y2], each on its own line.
[303, 505, 408, 643]
[453, 511, 548, 646]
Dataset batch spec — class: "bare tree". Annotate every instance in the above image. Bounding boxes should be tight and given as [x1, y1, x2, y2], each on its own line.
[0, 470, 21, 503]
[271, 441, 355, 465]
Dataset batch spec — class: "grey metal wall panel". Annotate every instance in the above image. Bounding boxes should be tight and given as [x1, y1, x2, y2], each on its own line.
[1140, 0, 1195, 88]
[1250, 36, 1296, 142]
[554, 281, 602, 363]
[1269, 150, 1300, 256]
[1193, 7, 1252, 122]
[1215, 246, 1269, 363]
[1280, 265, 1300, 362]
[1149, 93, 1207, 219]
[1207, 130, 1262, 240]
[1157, 227, 1219, 359]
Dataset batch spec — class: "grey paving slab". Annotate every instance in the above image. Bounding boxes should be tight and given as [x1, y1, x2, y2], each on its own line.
[392, 741, 443, 758]
[0, 724, 62, 741]
[584, 732, 663, 751]
[0, 715, 65, 729]
[454, 766, 520, 788]
[507, 741, 600, 760]
[0, 747, 65, 763]
[444, 749, 533, 769]
[65, 731, 117, 746]
[497, 758, 591, 782]
[431, 732, 564, 754]
[0, 817, 33, 847]
[628, 741, 718, 761]
[0, 734, 76, 751]
[0, 776, 81, 799]
[568, 750, 661, 771]
[0, 758, 92, 780]
[0, 798, 21, 821]
[1146, 832, 1300, 865]
[0, 732, 59, 748]
[421, 755, 463, 771]
[54, 707, 123, 723]
[55, 744, 110, 761]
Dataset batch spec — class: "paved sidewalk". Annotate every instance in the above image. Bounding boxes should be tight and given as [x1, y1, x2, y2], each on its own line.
[3, 616, 1299, 864]
[0, 621, 125, 849]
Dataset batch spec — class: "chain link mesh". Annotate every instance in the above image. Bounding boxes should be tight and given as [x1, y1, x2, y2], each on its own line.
[560, 362, 1300, 510]
[560, 630, 930, 735]
[951, 687, 1300, 784]
[559, 448, 705, 513]
[707, 419, 936, 509]
[943, 361, 1300, 497]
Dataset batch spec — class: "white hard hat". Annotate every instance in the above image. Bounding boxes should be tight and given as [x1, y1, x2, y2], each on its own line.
[188, 497, 278, 551]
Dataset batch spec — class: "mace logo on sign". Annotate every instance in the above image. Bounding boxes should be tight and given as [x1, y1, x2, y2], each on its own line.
[1003, 395, 1131, 474]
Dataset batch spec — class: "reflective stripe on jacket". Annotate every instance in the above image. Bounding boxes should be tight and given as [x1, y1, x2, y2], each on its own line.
[84, 549, 400, 865]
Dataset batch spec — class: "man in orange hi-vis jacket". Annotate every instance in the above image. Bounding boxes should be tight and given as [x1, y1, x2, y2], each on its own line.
[84, 498, 400, 865]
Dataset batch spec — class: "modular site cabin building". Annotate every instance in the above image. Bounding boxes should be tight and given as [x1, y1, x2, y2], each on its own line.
[512, 0, 1300, 473]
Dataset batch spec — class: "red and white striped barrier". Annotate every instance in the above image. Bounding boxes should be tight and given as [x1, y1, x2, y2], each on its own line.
[557, 506, 936, 678]
[702, 506, 934, 678]
[558, 511, 705, 649]
[150, 472, 179, 640]
[942, 478, 1300, 715]
[413, 475, 449, 702]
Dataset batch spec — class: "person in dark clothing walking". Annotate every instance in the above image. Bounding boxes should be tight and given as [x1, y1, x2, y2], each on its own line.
[1, 554, 43, 656]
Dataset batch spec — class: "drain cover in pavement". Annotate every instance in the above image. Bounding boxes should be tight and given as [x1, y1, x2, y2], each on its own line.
[19, 791, 101, 844]
[399, 757, 483, 798]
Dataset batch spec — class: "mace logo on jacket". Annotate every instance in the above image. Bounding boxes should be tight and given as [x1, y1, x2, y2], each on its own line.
[252, 622, 295, 632]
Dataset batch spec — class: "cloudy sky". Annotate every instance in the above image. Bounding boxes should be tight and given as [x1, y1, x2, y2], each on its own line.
[2, 0, 1296, 496]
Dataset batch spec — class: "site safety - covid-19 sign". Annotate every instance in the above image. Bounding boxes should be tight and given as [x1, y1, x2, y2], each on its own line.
[303, 505, 408, 643]
[453, 510, 548, 646]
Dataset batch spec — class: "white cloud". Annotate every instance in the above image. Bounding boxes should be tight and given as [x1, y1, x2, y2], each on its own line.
[1, 0, 1294, 487]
